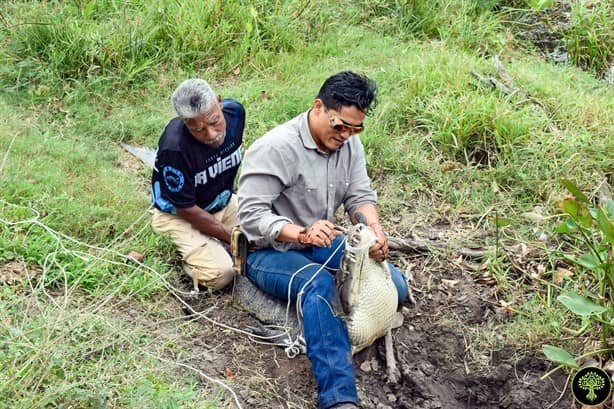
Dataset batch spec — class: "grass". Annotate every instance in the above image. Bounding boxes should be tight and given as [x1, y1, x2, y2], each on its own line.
[0, 285, 220, 408]
[565, 1, 614, 77]
[1, 0, 613, 406]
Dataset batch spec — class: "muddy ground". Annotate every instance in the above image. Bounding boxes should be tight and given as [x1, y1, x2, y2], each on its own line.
[164, 245, 576, 409]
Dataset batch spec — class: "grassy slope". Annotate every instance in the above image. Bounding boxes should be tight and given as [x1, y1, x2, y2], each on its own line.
[1, 0, 612, 407]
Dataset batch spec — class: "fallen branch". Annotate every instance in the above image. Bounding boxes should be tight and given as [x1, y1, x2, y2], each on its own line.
[388, 235, 490, 259]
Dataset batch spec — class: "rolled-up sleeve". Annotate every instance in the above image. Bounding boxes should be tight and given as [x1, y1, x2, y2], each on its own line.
[343, 137, 377, 216]
[238, 138, 295, 250]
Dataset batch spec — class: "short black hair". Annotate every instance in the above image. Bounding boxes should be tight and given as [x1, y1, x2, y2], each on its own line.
[317, 71, 378, 114]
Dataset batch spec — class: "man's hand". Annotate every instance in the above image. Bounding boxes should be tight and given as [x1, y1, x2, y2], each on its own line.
[368, 222, 389, 262]
[177, 205, 232, 243]
[297, 220, 342, 247]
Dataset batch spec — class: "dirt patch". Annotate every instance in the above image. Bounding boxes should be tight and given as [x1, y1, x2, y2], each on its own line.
[512, 2, 573, 65]
[352, 263, 571, 409]
[0, 260, 36, 285]
[164, 252, 574, 409]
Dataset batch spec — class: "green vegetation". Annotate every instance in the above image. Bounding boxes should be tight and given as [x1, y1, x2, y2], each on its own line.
[565, 1, 614, 76]
[0, 286, 212, 408]
[543, 180, 613, 371]
[1, 0, 612, 407]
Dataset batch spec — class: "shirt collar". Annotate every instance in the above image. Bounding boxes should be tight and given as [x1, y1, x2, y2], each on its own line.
[298, 109, 336, 154]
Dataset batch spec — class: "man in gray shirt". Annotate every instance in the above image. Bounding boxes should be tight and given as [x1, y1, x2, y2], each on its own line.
[238, 71, 409, 409]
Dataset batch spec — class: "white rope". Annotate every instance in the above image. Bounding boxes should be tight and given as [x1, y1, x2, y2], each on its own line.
[239, 225, 376, 358]
[238, 235, 349, 358]
[281, 237, 346, 358]
[0, 199, 363, 383]
[0, 199, 284, 340]
[0, 198, 284, 406]
[92, 313, 243, 409]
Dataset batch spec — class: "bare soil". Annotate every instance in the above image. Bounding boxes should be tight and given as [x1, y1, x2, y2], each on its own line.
[169, 251, 575, 409]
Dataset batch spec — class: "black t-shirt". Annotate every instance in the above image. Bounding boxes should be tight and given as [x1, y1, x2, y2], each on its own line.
[151, 99, 245, 214]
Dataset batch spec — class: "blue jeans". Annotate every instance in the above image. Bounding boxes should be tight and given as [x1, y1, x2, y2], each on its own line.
[246, 235, 408, 409]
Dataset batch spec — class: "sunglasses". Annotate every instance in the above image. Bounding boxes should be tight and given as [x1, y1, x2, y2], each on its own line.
[324, 107, 364, 135]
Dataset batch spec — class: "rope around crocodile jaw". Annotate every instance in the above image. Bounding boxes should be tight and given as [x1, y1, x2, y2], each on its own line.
[281, 226, 377, 358]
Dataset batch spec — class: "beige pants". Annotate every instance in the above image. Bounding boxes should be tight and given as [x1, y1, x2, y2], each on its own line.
[151, 195, 238, 290]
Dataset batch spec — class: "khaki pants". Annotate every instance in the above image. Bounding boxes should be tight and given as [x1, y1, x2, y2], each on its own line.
[151, 195, 238, 290]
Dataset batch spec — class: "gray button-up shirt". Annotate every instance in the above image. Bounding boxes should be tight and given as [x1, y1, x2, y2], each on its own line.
[238, 110, 377, 251]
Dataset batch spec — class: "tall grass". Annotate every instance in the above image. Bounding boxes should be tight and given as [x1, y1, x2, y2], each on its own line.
[565, 1, 614, 77]
[0, 286, 218, 408]
[1, 0, 517, 93]
[2, 0, 317, 89]
[343, 0, 508, 54]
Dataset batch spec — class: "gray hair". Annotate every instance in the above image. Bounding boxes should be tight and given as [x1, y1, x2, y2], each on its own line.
[171, 79, 218, 119]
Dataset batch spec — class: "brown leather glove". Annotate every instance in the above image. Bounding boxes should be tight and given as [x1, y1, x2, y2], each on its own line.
[297, 220, 341, 247]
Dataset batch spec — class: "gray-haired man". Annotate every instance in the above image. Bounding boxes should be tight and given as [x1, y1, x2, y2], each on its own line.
[151, 79, 245, 290]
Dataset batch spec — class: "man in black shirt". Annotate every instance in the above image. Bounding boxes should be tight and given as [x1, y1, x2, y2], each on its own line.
[151, 78, 245, 291]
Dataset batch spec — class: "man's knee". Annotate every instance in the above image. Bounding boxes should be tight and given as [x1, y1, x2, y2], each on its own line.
[305, 270, 336, 295]
[300, 271, 344, 315]
[183, 245, 235, 290]
[185, 263, 235, 290]
[203, 267, 235, 290]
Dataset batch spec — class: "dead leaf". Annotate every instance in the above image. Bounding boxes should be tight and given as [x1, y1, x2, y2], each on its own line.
[441, 161, 462, 173]
[0, 261, 30, 285]
[224, 367, 234, 378]
[441, 279, 459, 288]
[520, 243, 530, 258]
[233, 66, 241, 75]
[360, 360, 372, 372]
[521, 211, 546, 222]
[554, 267, 573, 284]
[475, 272, 497, 286]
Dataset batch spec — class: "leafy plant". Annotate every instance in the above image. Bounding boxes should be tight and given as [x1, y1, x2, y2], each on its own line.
[543, 179, 613, 371]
